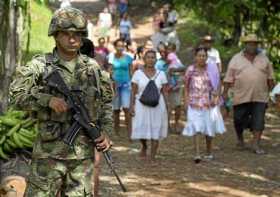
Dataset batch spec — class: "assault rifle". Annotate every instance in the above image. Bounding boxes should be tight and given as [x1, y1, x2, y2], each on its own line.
[44, 69, 127, 192]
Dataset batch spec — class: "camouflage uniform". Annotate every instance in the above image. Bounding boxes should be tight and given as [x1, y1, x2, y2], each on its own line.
[10, 7, 113, 197]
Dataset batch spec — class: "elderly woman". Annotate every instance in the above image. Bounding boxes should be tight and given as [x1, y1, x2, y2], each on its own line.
[130, 50, 168, 162]
[183, 47, 225, 163]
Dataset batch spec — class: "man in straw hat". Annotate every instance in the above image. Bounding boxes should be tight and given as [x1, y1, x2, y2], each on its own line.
[223, 34, 274, 154]
[202, 35, 222, 73]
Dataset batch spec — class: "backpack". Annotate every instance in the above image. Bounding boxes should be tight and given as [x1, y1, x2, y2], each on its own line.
[139, 71, 160, 107]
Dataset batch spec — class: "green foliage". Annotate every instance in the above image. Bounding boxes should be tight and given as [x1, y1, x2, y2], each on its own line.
[35, 0, 55, 4]
[24, 1, 54, 62]
[174, 0, 280, 79]
[176, 10, 241, 67]
[36, 0, 45, 3]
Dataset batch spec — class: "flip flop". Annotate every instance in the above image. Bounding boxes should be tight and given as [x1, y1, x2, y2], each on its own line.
[194, 156, 202, 164]
[254, 149, 266, 155]
[203, 154, 214, 160]
[236, 142, 247, 151]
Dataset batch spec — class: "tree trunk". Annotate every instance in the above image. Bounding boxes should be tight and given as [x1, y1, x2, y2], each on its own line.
[232, 6, 242, 45]
[0, 0, 30, 114]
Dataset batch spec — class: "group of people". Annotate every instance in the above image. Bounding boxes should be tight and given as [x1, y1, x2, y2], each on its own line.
[151, 3, 180, 52]
[105, 33, 275, 165]
[102, 31, 225, 163]
[8, 2, 279, 196]
[106, 0, 129, 19]
[95, 0, 131, 44]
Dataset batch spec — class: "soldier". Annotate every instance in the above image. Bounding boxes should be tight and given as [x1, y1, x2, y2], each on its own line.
[10, 7, 113, 196]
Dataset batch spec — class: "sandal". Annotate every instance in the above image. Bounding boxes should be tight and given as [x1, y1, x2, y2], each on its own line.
[252, 143, 266, 155]
[254, 148, 266, 155]
[236, 141, 247, 150]
[194, 155, 202, 164]
[203, 154, 214, 160]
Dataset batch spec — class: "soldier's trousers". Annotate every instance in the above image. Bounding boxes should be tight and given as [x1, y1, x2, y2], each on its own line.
[24, 158, 93, 197]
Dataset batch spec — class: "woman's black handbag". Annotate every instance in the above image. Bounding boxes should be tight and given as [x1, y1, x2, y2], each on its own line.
[139, 72, 160, 107]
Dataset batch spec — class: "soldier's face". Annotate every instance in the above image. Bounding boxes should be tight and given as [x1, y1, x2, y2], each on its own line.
[55, 31, 82, 53]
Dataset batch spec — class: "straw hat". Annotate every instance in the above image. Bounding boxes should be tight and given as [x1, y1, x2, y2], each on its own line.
[202, 35, 213, 42]
[144, 40, 154, 50]
[241, 34, 261, 43]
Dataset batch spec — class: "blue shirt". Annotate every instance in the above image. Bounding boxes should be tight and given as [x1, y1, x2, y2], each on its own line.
[119, 19, 132, 34]
[108, 53, 133, 83]
[155, 59, 169, 74]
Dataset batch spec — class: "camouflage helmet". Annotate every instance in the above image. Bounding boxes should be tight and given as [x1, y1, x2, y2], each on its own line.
[48, 7, 88, 37]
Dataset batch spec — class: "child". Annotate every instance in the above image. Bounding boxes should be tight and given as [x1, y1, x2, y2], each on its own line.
[183, 47, 225, 163]
[166, 42, 184, 91]
[119, 12, 132, 44]
[223, 88, 233, 119]
[95, 37, 109, 57]
[166, 42, 185, 133]
[95, 37, 110, 71]
[132, 45, 145, 73]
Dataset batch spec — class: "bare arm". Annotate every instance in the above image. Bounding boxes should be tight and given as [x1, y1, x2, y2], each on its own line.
[222, 82, 232, 101]
[184, 86, 189, 109]
[223, 56, 236, 100]
[217, 63, 222, 73]
[169, 66, 186, 74]
[130, 82, 138, 116]
[267, 61, 275, 91]
[268, 79, 275, 91]
[161, 83, 169, 111]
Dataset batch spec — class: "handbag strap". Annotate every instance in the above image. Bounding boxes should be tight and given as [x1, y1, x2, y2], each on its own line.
[152, 71, 160, 81]
[142, 70, 160, 81]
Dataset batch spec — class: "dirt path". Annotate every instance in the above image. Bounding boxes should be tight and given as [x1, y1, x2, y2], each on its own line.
[51, 0, 154, 44]
[52, 1, 280, 196]
[101, 112, 280, 197]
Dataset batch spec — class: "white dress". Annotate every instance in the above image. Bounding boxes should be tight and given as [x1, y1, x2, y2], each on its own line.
[131, 70, 168, 140]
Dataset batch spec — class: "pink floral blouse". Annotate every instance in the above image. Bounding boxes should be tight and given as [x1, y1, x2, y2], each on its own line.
[185, 65, 213, 109]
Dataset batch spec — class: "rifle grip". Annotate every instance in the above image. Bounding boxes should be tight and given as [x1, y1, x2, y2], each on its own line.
[63, 121, 81, 146]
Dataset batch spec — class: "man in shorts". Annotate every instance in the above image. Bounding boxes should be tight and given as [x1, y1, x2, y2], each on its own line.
[223, 34, 274, 154]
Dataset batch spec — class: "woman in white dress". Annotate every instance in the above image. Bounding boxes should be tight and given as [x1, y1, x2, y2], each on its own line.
[130, 50, 168, 161]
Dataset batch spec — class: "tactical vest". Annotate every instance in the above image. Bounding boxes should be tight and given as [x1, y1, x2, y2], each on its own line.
[35, 53, 102, 142]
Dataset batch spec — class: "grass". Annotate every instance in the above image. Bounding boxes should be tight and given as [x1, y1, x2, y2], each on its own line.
[24, 1, 54, 62]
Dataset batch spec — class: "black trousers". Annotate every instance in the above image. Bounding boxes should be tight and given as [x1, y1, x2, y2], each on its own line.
[233, 102, 266, 140]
